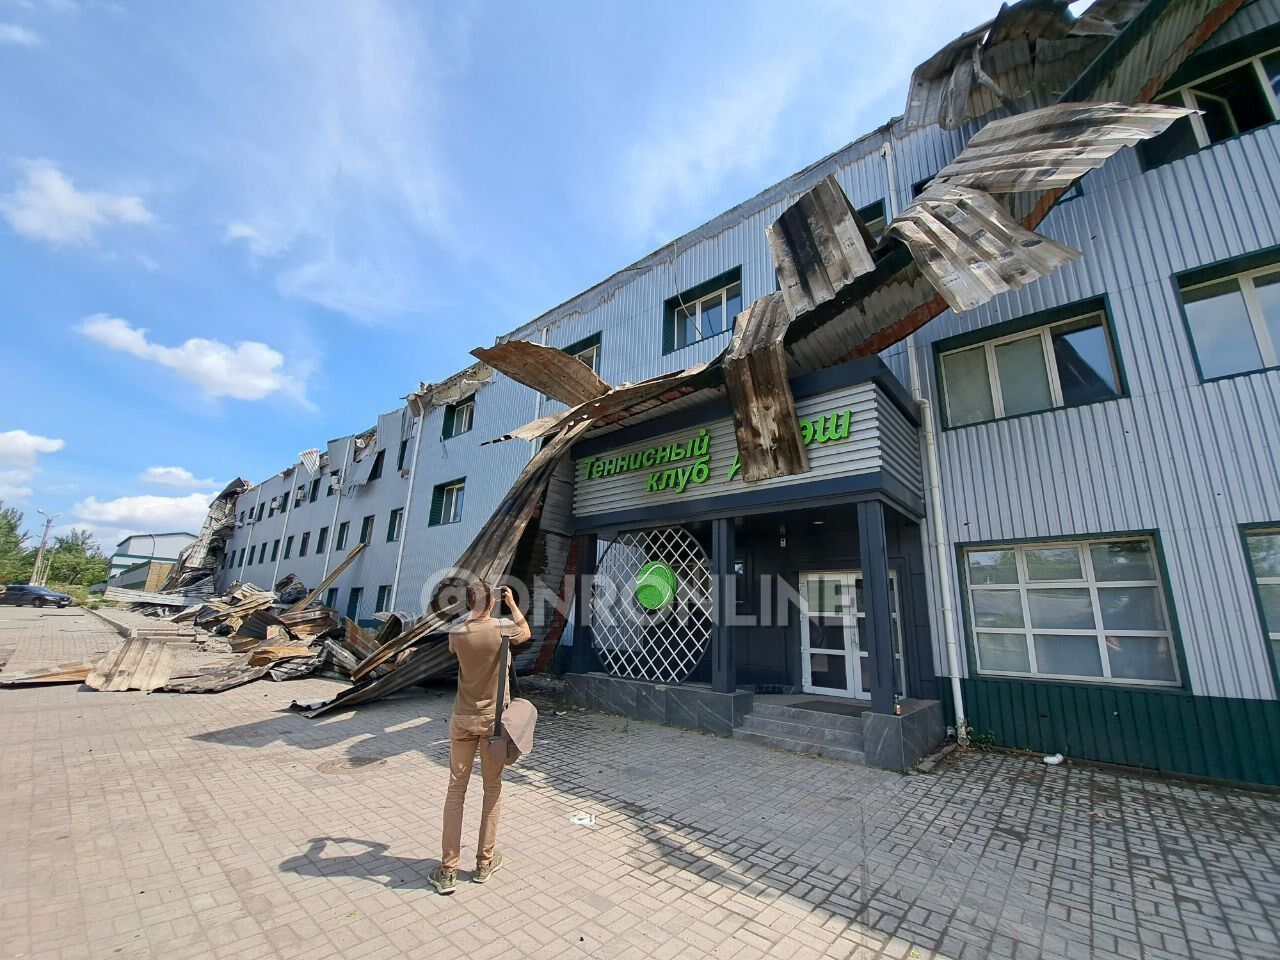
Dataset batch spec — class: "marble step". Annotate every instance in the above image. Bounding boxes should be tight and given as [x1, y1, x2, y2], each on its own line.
[738, 714, 864, 750]
[732, 727, 867, 764]
[750, 701, 865, 735]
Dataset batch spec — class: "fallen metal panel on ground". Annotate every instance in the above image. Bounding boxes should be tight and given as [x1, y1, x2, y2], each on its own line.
[723, 292, 810, 481]
[86, 639, 176, 693]
[0, 660, 98, 686]
[282, 542, 366, 616]
[472, 339, 611, 407]
[162, 663, 269, 693]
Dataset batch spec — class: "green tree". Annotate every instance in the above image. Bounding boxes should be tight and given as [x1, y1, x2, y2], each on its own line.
[45, 528, 109, 587]
[0, 502, 33, 584]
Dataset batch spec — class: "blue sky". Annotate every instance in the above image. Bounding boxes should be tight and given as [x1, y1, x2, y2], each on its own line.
[0, 0, 998, 550]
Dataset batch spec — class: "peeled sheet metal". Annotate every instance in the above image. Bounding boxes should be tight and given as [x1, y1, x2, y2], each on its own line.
[0, 660, 97, 686]
[767, 175, 877, 321]
[891, 185, 1081, 313]
[294, 639, 455, 719]
[472, 339, 612, 407]
[86, 639, 176, 692]
[723, 292, 810, 481]
[162, 661, 268, 694]
[929, 102, 1195, 192]
[104, 586, 209, 607]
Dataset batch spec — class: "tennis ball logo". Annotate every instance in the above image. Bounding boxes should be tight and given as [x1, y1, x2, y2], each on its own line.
[634, 561, 677, 610]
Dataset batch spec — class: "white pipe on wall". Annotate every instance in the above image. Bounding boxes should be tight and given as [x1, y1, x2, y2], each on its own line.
[389, 415, 425, 612]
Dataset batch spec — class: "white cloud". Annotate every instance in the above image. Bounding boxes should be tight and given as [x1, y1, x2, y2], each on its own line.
[77, 313, 310, 404]
[223, 220, 286, 258]
[71, 491, 212, 545]
[139, 465, 216, 488]
[0, 160, 152, 245]
[0, 429, 65, 500]
[0, 23, 38, 45]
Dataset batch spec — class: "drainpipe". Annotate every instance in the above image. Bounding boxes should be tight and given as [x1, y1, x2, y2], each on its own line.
[889, 130, 968, 744]
[271, 468, 298, 586]
[320, 439, 353, 581]
[389, 412, 425, 611]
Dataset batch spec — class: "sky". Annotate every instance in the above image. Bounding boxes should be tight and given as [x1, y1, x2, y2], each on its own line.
[0, 0, 1001, 552]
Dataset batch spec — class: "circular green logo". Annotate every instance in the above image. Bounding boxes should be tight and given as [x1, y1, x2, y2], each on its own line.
[635, 561, 677, 610]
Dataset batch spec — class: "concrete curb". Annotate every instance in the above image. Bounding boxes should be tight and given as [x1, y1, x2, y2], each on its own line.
[81, 605, 137, 640]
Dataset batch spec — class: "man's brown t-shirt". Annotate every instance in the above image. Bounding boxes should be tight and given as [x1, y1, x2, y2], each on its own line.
[448, 616, 528, 719]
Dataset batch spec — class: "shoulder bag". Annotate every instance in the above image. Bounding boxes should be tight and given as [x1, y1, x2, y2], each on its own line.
[487, 637, 538, 766]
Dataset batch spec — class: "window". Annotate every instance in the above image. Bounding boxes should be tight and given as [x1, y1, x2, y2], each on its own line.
[857, 200, 886, 244]
[271, 539, 280, 562]
[327, 471, 338, 496]
[397, 438, 410, 472]
[386, 508, 404, 542]
[368, 450, 385, 481]
[256, 503, 265, 522]
[430, 479, 465, 526]
[663, 269, 742, 353]
[911, 175, 933, 198]
[563, 331, 602, 373]
[375, 584, 392, 612]
[1178, 262, 1280, 380]
[336, 521, 349, 550]
[316, 527, 328, 553]
[346, 587, 363, 620]
[1244, 528, 1280, 674]
[237, 547, 245, 567]
[268, 498, 277, 518]
[1139, 50, 1280, 169]
[938, 306, 1122, 427]
[359, 514, 375, 544]
[443, 399, 474, 440]
[294, 484, 306, 507]
[324, 587, 338, 609]
[258, 542, 267, 564]
[284, 535, 294, 559]
[309, 477, 321, 502]
[238, 511, 245, 524]
[965, 537, 1180, 686]
[299, 531, 310, 557]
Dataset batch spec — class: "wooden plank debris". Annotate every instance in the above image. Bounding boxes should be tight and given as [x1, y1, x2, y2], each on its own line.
[86, 639, 176, 692]
[472, 339, 612, 407]
[767, 175, 877, 321]
[282, 542, 366, 616]
[723, 292, 810, 481]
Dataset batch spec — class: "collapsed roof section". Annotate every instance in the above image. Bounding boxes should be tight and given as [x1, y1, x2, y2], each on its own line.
[405, 360, 494, 417]
[158, 477, 249, 593]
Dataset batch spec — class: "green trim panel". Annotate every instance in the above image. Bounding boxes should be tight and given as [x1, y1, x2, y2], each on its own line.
[941, 676, 1280, 787]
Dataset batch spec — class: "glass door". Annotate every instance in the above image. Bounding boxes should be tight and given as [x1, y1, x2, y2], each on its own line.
[799, 572, 861, 697]
[853, 570, 906, 697]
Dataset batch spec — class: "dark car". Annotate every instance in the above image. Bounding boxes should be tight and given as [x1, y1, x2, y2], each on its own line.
[0, 585, 73, 608]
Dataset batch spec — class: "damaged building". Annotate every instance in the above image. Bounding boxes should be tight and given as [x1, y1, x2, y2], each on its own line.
[209, 0, 1280, 786]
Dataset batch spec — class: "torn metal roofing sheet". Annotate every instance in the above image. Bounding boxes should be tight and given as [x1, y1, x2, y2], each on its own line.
[723, 292, 810, 481]
[0, 660, 98, 687]
[86, 639, 176, 693]
[472, 339, 612, 407]
[767, 175, 877, 321]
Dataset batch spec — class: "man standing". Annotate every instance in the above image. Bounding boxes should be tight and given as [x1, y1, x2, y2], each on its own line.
[430, 580, 531, 895]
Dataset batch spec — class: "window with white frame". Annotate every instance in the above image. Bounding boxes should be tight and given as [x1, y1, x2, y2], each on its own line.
[1140, 48, 1280, 168]
[857, 200, 887, 244]
[1179, 263, 1280, 380]
[386, 507, 403, 542]
[443, 398, 474, 439]
[965, 537, 1180, 686]
[375, 584, 392, 613]
[672, 280, 742, 351]
[938, 308, 1122, 427]
[1244, 528, 1280, 672]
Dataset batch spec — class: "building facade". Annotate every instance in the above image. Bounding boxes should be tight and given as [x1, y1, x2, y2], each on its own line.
[219, 0, 1280, 784]
[108, 532, 196, 582]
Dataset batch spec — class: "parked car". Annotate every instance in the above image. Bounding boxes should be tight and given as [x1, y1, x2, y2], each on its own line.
[0, 585, 73, 608]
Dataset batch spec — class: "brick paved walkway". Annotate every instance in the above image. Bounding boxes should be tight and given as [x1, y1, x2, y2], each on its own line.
[2, 606, 1279, 960]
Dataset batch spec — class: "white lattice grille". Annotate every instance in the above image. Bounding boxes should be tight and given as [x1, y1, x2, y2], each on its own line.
[592, 526, 712, 684]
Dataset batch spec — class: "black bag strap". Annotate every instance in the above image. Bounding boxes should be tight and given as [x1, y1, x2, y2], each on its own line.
[492, 637, 509, 737]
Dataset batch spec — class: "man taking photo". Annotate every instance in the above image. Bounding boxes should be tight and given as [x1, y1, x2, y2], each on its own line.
[430, 579, 531, 895]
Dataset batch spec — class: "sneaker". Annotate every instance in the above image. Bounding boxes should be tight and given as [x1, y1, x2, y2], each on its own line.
[473, 852, 504, 884]
[429, 866, 457, 895]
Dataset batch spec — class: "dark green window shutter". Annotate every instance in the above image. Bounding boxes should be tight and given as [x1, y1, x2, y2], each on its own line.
[442, 405, 456, 440]
[661, 309, 675, 355]
[429, 484, 445, 526]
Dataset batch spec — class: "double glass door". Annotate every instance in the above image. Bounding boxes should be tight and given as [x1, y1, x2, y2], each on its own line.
[799, 570, 904, 699]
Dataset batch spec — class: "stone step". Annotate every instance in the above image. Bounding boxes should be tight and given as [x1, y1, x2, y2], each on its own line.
[732, 727, 866, 764]
[750, 701, 865, 734]
[738, 714, 864, 750]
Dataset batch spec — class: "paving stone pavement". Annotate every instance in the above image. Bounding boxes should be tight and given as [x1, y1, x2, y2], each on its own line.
[2, 606, 1279, 960]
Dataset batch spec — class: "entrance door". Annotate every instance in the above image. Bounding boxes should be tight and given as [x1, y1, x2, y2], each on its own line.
[799, 570, 905, 699]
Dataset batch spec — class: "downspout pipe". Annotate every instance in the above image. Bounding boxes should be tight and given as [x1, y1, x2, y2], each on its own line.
[271, 468, 298, 586]
[389, 412, 426, 611]
[320, 438, 353, 582]
[887, 133, 968, 744]
[236, 486, 262, 584]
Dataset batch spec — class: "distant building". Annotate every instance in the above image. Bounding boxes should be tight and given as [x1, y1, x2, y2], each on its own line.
[108, 533, 197, 585]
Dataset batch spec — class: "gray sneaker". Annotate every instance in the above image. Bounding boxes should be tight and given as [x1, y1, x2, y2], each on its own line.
[473, 852, 504, 884]
[429, 866, 457, 895]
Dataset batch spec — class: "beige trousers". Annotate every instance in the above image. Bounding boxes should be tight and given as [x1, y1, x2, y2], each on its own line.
[440, 714, 504, 871]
